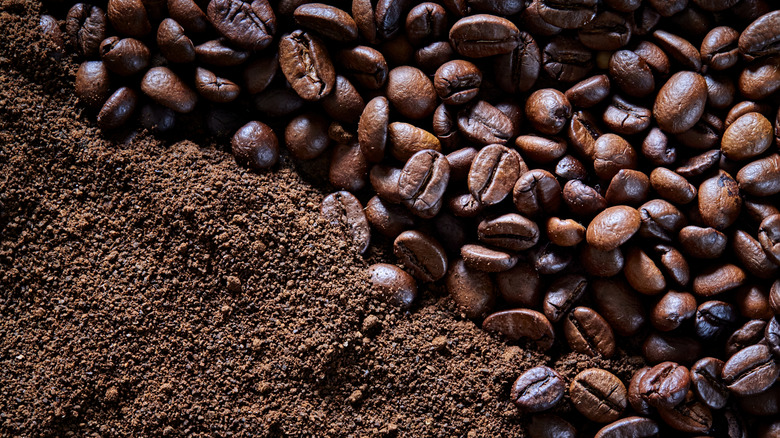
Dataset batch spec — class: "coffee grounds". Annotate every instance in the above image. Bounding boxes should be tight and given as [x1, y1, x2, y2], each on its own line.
[0, 3, 641, 436]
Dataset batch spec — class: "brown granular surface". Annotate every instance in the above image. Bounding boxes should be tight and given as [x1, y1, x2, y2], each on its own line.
[0, 3, 640, 436]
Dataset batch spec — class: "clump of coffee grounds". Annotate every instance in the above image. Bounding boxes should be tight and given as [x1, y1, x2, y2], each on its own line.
[0, 4, 640, 437]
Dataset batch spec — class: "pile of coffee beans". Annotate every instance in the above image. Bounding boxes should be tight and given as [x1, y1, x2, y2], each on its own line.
[41, 0, 780, 435]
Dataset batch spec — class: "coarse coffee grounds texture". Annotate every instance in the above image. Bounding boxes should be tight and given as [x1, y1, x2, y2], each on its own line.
[0, 3, 643, 436]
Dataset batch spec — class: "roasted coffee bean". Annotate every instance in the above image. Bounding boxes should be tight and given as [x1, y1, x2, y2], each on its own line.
[387, 66, 436, 119]
[446, 148, 477, 181]
[231, 121, 279, 170]
[279, 30, 335, 101]
[726, 100, 771, 127]
[629, 368, 653, 415]
[394, 230, 447, 282]
[494, 32, 541, 94]
[638, 199, 686, 242]
[253, 88, 303, 117]
[606, 169, 650, 205]
[367, 263, 417, 308]
[66, 4, 107, 57]
[458, 101, 513, 145]
[563, 180, 606, 218]
[532, 242, 572, 275]
[739, 56, 780, 100]
[772, 280, 780, 314]
[337, 45, 388, 89]
[625, 247, 665, 295]
[414, 41, 454, 73]
[156, 18, 195, 63]
[365, 196, 415, 239]
[141, 67, 197, 113]
[679, 226, 726, 259]
[650, 168, 697, 205]
[758, 214, 780, 265]
[700, 26, 740, 70]
[320, 191, 371, 256]
[546, 217, 584, 247]
[206, 107, 240, 137]
[388, 123, 440, 161]
[649, 0, 688, 16]
[329, 143, 367, 192]
[285, 112, 330, 160]
[736, 285, 775, 320]
[703, 74, 736, 111]
[526, 89, 571, 135]
[638, 361, 690, 409]
[40, 15, 65, 57]
[693, 263, 746, 297]
[75, 61, 111, 109]
[634, 40, 670, 76]
[447, 193, 483, 218]
[595, 416, 658, 438]
[98, 37, 149, 77]
[478, 214, 539, 252]
[515, 136, 566, 164]
[652, 290, 696, 332]
[542, 37, 593, 83]
[168, 0, 209, 33]
[609, 50, 654, 98]
[603, 95, 651, 135]
[496, 262, 543, 307]
[654, 72, 707, 134]
[737, 383, 780, 417]
[643, 332, 702, 365]
[527, 414, 576, 438]
[139, 103, 175, 133]
[738, 10, 780, 60]
[399, 150, 449, 219]
[591, 279, 645, 336]
[698, 171, 741, 230]
[358, 97, 389, 163]
[657, 392, 713, 434]
[461, 244, 518, 273]
[734, 229, 779, 279]
[653, 30, 702, 71]
[641, 128, 676, 167]
[449, 14, 519, 58]
[482, 308, 554, 350]
[676, 149, 721, 179]
[243, 55, 277, 94]
[352, 0, 410, 43]
[107, 0, 150, 37]
[570, 368, 627, 423]
[568, 110, 601, 158]
[565, 75, 610, 108]
[293, 3, 357, 43]
[322, 76, 364, 124]
[194, 67, 240, 103]
[537, 0, 597, 29]
[564, 307, 615, 358]
[695, 300, 737, 340]
[519, 0, 562, 36]
[513, 170, 562, 219]
[432, 103, 460, 150]
[723, 344, 780, 396]
[97, 87, 137, 130]
[578, 11, 631, 51]
[207, 0, 275, 50]
[653, 244, 689, 286]
[691, 357, 729, 410]
[721, 112, 773, 161]
[433, 60, 481, 106]
[586, 206, 640, 251]
[581, 244, 624, 277]
[737, 154, 780, 197]
[593, 134, 637, 180]
[195, 39, 249, 66]
[404, 2, 447, 46]
[766, 316, 780, 358]
[555, 155, 588, 181]
[511, 366, 565, 413]
[433, 213, 467, 255]
[543, 274, 586, 323]
[468, 144, 521, 206]
[446, 258, 496, 319]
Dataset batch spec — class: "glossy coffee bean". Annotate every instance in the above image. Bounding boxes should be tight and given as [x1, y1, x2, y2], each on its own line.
[336, 45, 388, 89]
[478, 214, 539, 252]
[352, 0, 409, 43]
[433, 60, 481, 106]
[231, 121, 278, 170]
[727, 320, 768, 357]
[279, 30, 335, 101]
[107, 0, 151, 37]
[461, 244, 517, 273]
[482, 309, 554, 350]
[679, 226, 727, 259]
[358, 97, 389, 163]
[723, 344, 780, 396]
[404, 2, 447, 46]
[168, 0, 209, 34]
[394, 230, 447, 282]
[638, 361, 690, 409]
[449, 14, 519, 58]
[207, 0, 275, 50]
[285, 112, 330, 160]
[537, 0, 597, 29]
[698, 171, 741, 230]
[695, 300, 737, 340]
[643, 332, 702, 365]
[605, 169, 650, 206]
[157, 18, 195, 63]
[513, 170, 561, 219]
[494, 32, 541, 94]
[293, 3, 357, 43]
[75, 61, 111, 109]
[546, 217, 584, 247]
[468, 145, 520, 206]
[737, 154, 780, 197]
[758, 214, 780, 265]
[721, 112, 773, 161]
[367, 263, 417, 309]
[388, 122, 440, 161]
[329, 143, 367, 192]
[586, 206, 640, 251]
[515, 136, 566, 164]
[624, 247, 666, 295]
[511, 366, 565, 413]
[628, 367, 653, 415]
[364, 196, 415, 239]
[592, 279, 645, 336]
[526, 88, 571, 135]
[652, 291, 697, 332]
[595, 416, 658, 438]
[693, 263, 746, 297]
[734, 230, 779, 279]
[563, 179, 606, 218]
[527, 414, 576, 438]
[638, 199, 686, 242]
[543, 274, 587, 323]
[141, 67, 197, 113]
[99, 37, 149, 76]
[676, 149, 721, 179]
[195, 40, 249, 67]
[387, 66, 436, 119]
[653, 30, 702, 71]
[446, 258, 495, 319]
[322, 76, 364, 124]
[603, 95, 651, 135]
[568, 110, 601, 158]
[739, 56, 780, 101]
[579, 11, 631, 51]
[766, 316, 780, 358]
[738, 10, 780, 60]
[654, 71, 707, 134]
[564, 306, 615, 358]
[97, 87, 137, 130]
[399, 150, 450, 219]
[691, 357, 729, 410]
[701, 26, 740, 70]
[66, 4, 106, 57]
[657, 392, 713, 434]
[496, 262, 543, 307]
[570, 368, 627, 423]
[593, 134, 637, 180]
[609, 50, 654, 98]
[458, 101, 513, 146]
[194, 67, 240, 103]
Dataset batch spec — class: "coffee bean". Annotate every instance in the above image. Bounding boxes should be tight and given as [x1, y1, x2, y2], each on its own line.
[657, 391, 713, 433]
[628, 367, 653, 415]
[97, 37, 149, 77]
[446, 258, 496, 319]
[634, 40, 670, 76]
[156, 18, 196, 63]
[723, 344, 780, 396]
[565, 75, 610, 108]
[242, 55, 277, 94]
[66, 3, 107, 57]
[97, 87, 138, 130]
[758, 214, 780, 265]
[329, 143, 367, 192]
[721, 112, 773, 161]
[739, 56, 780, 101]
[494, 32, 541, 94]
[563, 180, 606, 218]
[319, 191, 371, 256]
[449, 14, 519, 58]
[624, 247, 666, 295]
[433, 60, 481, 106]
[194, 67, 240, 103]
[195, 39, 249, 66]
[652, 291, 697, 331]
[511, 366, 565, 413]
[404, 2, 447, 47]
[701, 26, 740, 70]
[564, 306, 615, 358]
[638, 199, 686, 242]
[445, 148, 477, 182]
[40, 14, 65, 57]
[592, 279, 646, 337]
[496, 262, 543, 307]
[526, 89, 571, 135]
[649, 168, 697, 205]
[595, 416, 658, 438]
[586, 206, 641, 251]
[293, 3, 357, 43]
[643, 332, 702, 365]
[468, 145, 521, 206]
[399, 150, 450, 219]
[394, 230, 447, 282]
[458, 101, 513, 146]
[546, 217, 584, 247]
[107, 0, 151, 37]
[570, 368, 627, 423]
[654, 71, 707, 134]
[527, 414, 576, 438]
[734, 229, 779, 279]
[515, 136, 566, 164]
[772, 280, 780, 314]
[542, 36, 593, 82]
[698, 171, 742, 230]
[207, 0, 275, 50]
[168, 0, 209, 33]
[582, 245, 624, 278]
[365, 196, 415, 239]
[322, 76, 364, 124]
[536, 0, 597, 29]
[387, 123, 439, 162]
[703, 74, 736, 111]
[337, 45, 388, 89]
[542, 274, 586, 323]
[737, 384, 780, 417]
[141, 67, 198, 113]
[679, 226, 726, 259]
[352, 0, 410, 43]
[738, 10, 780, 60]
[367, 263, 417, 309]
[766, 316, 780, 358]
[461, 244, 517, 273]
[75, 61, 111, 109]
[482, 309, 555, 350]
[513, 170, 561, 219]
[603, 95, 651, 135]
[653, 30, 702, 71]
[737, 154, 780, 197]
[691, 357, 729, 410]
[595, 134, 638, 180]
[284, 112, 330, 160]
[676, 149, 721, 179]
[579, 11, 631, 51]
[555, 155, 588, 181]
[478, 214, 539, 252]
[139, 103, 176, 133]
[432, 103, 461, 150]
[638, 361, 690, 409]
[693, 263, 746, 297]
[736, 285, 775, 320]
[414, 41, 455, 73]
[609, 50, 654, 98]
[566, 110, 600, 159]
[606, 169, 650, 205]
[695, 300, 737, 340]
[231, 121, 279, 170]
[387, 66, 436, 119]
[532, 242, 572, 275]
[279, 30, 335, 101]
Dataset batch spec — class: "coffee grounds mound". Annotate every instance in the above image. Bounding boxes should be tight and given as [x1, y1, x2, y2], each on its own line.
[0, 3, 641, 436]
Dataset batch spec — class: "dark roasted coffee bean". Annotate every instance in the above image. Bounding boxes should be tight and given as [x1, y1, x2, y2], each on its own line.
[358, 97, 389, 163]
[532, 242, 572, 275]
[654, 71, 707, 134]
[458, 101, 513, 145]
[141, 67, 197, 113]
[593, 134, 637, 180]
[195, 40, 249, 66]
[320, 191, 370, 255]
[337, 46, 388, 89]
[759, 214, 780, 265]
[394, 230, 447, 282]
[609, 50, 654, 98]
[367, 263, 417, 308]
[546, 217, 584, 247]
[511, 366, 565, 413]
[723, 344, 779, 396]
[432, 103, 460, 150]
[542, 37, 593, 83]
[322, 75, 364, 124]
[414, 41, 455, 73]
[404, 2, 447, 47]
[478, 214, 539, 252]
[695, 300, 736, 340]
[527, 414, 576, 438]
[352, 0, 410, 43]
[526, 89, 570, 135]
[727, 100, 771, 127]
[279, 30, 335, 101]
[387, 66, 436, 119]
[638, 199, 686, 242]
[329, 143, 367, 192]
[773, 280, 780, 314]
[513, 170, 561, 218]
[581, 244, 624, 277]
[40, 15, 65, 57]
[515, 136, 566, 164]
[657, 391, 713, 434]
[194, 67, 240, 103]
[595, 416, 659, 438]
[653, 30, 702, 71]
[650, 168, 696, 205]
[721, 112, 773, 161]
[461, 244, 517, 273]
[231, 121, 278, 170]
[75, 61, 111, 109]
[634, 40, 670, 76]
[568, 110, 601, 158]
[691, 357, 729, 410]
[253, 88, 303, 117]
[737, 154, 780, 197]
[734, 229, 779, 279]
[676, 149, 721, 179]
[586, 206, 640, 251]
[739, 10, 780, 60]
[157, 18, 195, 63]
[766, 316, 780, 358]
[66, 3, 107, 57]
[698, 171, 741, 230]
[449, 14, 519, 58]
[447, 193, 483, 218]
[482, 308, 554, 350]
[643, 332, 702, 364]
[399, 150, 450, 219]
[606, 169, 650, 206]
[365, 196, 415, 239]
[543, 274, 586, 323]
[638, 361, 690, 409]
[603, 95, 651, 135]
[564, 306, 615, 358]
[648, 0, 688, 16]
[97, 87, 137, 130]
[446, 258, 496, 319]
[139, 103, 175, 133]
[570, 368, 627, 423]
[494, 32, 541, 94]
[107, 0, 150, 37]
[433, 60, 481, 106]
[446, 148, 477, 181]
[641, 128, 676, 166]
[653, 244, 689, 286]
[293, 3, 357, 43]
[555, 155, 588, 181]
[678, 226, 725, 260]
[625, 247, 666, 295]
[207, 0, 275, 50]
[652, 290, 696, 331]
[565, 75, 610, 108]
[243, 55, 277, 94]
[739, 56, 780, 100]
[563, 179, 606, 218]
[496, 262, 543, 307]
[168, 0, 209, 33]
[285, 112, 330, 160]
[701, 26, 740, 70]
[736, 285, 775, 319]
[520, 0, 563, 36]
[537, 0, 597, 29]
[676, 111, 724, 151]
[693, 263, 746, 297]
[592, 278, 645, 336]
[468, 144, 520, 206]
[703, 74, 735, 111]
[629, 368, 653, 415]
[578, 11, 631, 51]
[98, 37, 149, 77]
